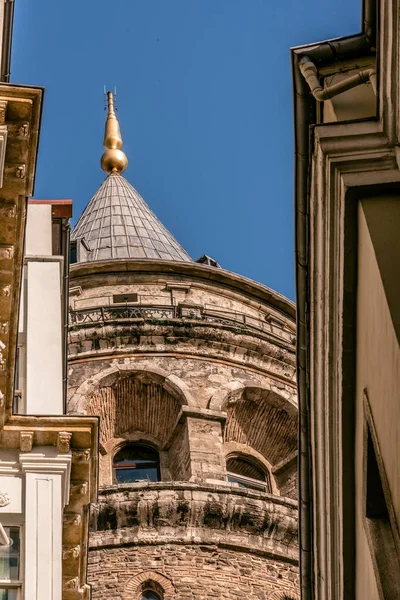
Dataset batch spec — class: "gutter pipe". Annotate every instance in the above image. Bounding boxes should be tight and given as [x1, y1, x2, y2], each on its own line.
[291, 1, 376, 598]
[62, 220, 70, 415]
[1, 0, 15, 82]
[299, 56, 376, 100]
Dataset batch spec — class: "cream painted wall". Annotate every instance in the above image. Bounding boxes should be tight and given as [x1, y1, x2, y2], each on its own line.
[25, 259, 63, 414]
[25, 204, 52, 256]
[18, 204, 65, 414]
[355, 201, 400, 598]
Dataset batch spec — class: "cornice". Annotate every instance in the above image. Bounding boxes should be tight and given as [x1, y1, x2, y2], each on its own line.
[69, 259, 296, 320]
[68, 317, 295, 359]
[89, 483, 298, 564]
[67, 327, 296, 385]
[1, 414, 99, 502]
[313, 121, 400, 186]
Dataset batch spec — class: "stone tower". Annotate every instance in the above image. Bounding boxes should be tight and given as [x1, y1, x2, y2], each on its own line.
[67, 93, 299, 600]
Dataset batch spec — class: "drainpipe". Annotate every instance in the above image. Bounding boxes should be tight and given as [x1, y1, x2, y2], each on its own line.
[1, 0, 15, 82]
[62, 220, 70, 414]
[299, 56, 376, 100]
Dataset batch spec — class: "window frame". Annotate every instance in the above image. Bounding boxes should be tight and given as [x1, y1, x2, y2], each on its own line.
[112, 443, 161, 484]
[226, 454, 271, 493]
[0, 524, 23, 600]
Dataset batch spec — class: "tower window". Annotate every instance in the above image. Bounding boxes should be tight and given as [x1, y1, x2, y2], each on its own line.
[227, 455, 271, 492]
[70, 241, 77, 264]
[141, 592, 162, 600]
[113, 444, 160, 484]
[364, 418, 400, 597]
[112, 293, 138, 304]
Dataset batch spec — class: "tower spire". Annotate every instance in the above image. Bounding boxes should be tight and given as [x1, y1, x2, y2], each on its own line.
[100, 91, 128, 174]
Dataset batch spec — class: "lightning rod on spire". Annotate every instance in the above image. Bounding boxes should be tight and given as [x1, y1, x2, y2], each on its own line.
[100, 90, 128, 175]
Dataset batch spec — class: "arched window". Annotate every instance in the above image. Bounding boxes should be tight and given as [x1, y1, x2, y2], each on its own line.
[113, 444, 160, 484]
[227, 455, 271, 492]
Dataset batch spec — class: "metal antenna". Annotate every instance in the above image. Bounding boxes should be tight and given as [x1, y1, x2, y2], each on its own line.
[103, 85, 107, 110]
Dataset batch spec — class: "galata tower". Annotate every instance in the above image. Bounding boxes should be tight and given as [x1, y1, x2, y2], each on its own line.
[67, 93, 299, 600]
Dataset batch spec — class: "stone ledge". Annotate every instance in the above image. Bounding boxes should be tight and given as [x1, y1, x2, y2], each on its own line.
[67, 324, 296, 382]
[69, 259, 296, 320]
[89, 482, 298, 563]
[68, 317, 296, 353]
[98, 481, 298, 507]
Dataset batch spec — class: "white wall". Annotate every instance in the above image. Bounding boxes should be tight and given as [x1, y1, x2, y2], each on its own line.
[18, 203, 64, 415]
[25, 204, 52, 256]
[25, 259, 63, 414]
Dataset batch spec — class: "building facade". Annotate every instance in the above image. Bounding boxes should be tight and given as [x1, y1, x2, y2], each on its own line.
[67, 93, 299, 599]
[292, 0, 400, 598]
[0, 9, 98, 600]
[0, 86, 98, 600]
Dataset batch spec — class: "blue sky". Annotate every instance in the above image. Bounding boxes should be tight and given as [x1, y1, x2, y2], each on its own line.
[12, 0, 360, 300]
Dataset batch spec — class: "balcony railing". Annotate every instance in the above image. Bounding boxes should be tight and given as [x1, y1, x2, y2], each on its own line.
[69, 304, 295, 345]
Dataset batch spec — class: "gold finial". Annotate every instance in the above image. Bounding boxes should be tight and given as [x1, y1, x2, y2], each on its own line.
[101, 91, 128, 174]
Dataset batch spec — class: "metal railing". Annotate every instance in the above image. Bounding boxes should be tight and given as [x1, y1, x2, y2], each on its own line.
[69, 304, 295, 345]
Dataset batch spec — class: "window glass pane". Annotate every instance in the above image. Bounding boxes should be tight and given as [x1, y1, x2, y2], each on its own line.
[141, 592, 161, 600]
[0, 589, 18, 600]
[0, 527, 19, 580]
[115, 466, 159, 483]
[227, 475, 247, 488]
[113, 293, 138, 303]
[69, 241, 77, 264]
[113, 445, 160, 483]
[114, 445, 158, 465]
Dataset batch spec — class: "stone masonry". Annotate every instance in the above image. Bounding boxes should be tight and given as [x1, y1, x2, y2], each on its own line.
[67, 260, 298, 599]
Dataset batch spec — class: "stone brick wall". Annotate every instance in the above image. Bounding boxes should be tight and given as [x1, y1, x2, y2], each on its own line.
[68, 268, 296, 347]
[186, 417, 226, 482]
[275, 462, 297, 501]
[68, 262, 299, 598]
[168, 423, 191, 481]
[89, 483, 298, 562]
[87, 544, 299, 600]
[68, 356, 296, 416]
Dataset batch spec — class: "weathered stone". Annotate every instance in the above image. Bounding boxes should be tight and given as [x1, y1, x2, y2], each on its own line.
[68, 261, 298, 597]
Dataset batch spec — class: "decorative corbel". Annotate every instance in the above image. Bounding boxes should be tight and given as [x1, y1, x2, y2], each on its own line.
[19, 431, 33, 452]
[57, 431, 72, 454]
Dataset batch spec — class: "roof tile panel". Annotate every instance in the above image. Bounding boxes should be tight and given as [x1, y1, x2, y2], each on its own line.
[71, 173, 191, 263]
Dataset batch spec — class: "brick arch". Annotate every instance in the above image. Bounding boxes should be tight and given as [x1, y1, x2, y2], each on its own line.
[218, 381, 297, 468]
[124, 571, 175, 599]
[103, 431, 165, 456]
[208, 380, 245, 411]
[68, 364, 195, 415]
[223, 441, 279, 495]
[87, 374, 181, 446]
[208, 379, 297, 414]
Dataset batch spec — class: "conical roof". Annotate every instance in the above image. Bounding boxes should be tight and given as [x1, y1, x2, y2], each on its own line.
[71, 173, 191, 262]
